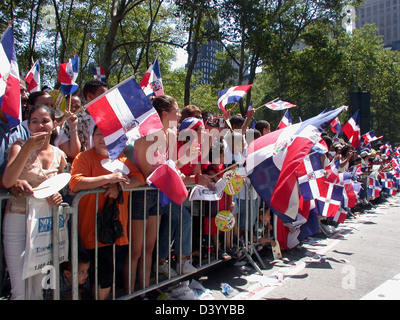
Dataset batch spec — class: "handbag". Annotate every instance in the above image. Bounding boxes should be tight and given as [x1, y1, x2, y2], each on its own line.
[97, 192, 124, 245]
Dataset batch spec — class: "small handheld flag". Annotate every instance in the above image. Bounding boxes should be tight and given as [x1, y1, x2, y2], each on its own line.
[24, 60, 41, 93]
[342, 110, 361, 150]
[264, 98, 296, 111]
[58, 54, 79, 95]
[92, 66, 107, 83]
[217, 84, 252, 116]
[140, 57, 164, 99]
[277, 109, 292, 129]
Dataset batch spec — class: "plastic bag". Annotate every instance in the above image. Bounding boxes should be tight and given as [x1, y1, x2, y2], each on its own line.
[22, 198, 69, 279]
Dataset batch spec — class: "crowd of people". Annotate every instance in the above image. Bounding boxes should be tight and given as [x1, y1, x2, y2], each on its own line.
[0, 78, 397, 301]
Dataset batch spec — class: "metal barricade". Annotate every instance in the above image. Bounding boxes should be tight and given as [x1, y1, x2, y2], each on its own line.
[0, 183, 268, 300]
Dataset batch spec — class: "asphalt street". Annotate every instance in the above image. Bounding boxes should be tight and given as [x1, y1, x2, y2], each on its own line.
[197, 194, 400, 300]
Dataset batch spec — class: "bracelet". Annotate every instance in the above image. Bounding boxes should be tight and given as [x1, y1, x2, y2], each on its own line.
[69, 129, 77, 132]
[194, 173, 199, 184]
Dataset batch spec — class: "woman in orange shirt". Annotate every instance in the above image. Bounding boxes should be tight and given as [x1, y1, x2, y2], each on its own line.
[70, 125, 144, 300]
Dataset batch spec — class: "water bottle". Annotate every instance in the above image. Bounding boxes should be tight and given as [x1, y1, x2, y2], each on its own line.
[221, 283, 234, 296]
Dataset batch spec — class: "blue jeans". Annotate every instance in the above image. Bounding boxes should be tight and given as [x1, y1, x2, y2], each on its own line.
[158, 202, 192, 258]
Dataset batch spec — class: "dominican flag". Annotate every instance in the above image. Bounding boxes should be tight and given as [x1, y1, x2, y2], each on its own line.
[274, 197, 319, 250]
[246, 106, 345, 222]
[86, 76, 163, 161]
[315, 182, 343, 218]
[264, 98, 296, 111]
[217, 84, 252, 116]
[367, 172, 382, 199]
[0, 24, 21, 128]
[330, 117, 342, 134]
[246, 100, 253, 117]
[140, 57, 164, 99]
[58, 54, 79, 95]
[362, 130, 383, 144]
[342, 110, 361, 150]
[297, 152, 327, 201]
[325, 158, 340, 183]
[277, 109, 292, 129]
[384, 142, 393, 155]
[92, 66, 107, 83]
[24, 60, 40, 93]
[146, 160, 188, 206]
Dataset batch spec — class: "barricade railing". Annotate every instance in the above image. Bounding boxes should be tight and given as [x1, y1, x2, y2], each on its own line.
[0, 183, 272, 300]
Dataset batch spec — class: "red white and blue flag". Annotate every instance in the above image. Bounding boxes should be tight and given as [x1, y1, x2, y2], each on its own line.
[24, 60, 40, 93]
[274, 197, 319, 250]
[58, 54, 79, 95]
[384, 142, 393, 155]
[246, 106, 345, 222]
[92, 66, 107, 83]
[264, 98, 296, 111]
[315, 182, 343, 218]
[277, 109, 292, 129]
[86, 76, 163, 161]
[140, 57, 164, 99]
[297, 152, 327, 201]
[146, 160, 188, 206]
[217, 84, 252, 116]
[342, 110, 361, 150]
[325, 158, 340, 183]
[362, 130, 383, 144]
[330, 117, 342, 134]
[0, 24, 21, 128]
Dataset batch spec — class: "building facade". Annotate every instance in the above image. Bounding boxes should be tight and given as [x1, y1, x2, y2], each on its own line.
[356, 0, 400, 50]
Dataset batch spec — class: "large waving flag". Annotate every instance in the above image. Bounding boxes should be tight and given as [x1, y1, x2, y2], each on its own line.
[264, 98, 296, 111]
[92, 66, 107, 83]
[217, 84, 252, 116]
[58, 54, 79, 95]
[0, 24, 21, 128]
[146, 160, 188, 206]
[277, 109, 292, 129]
[86, 76, 163, 161]
[140, 57, 164, 99]
[342, 110, 361, 150]
[246, 106, 346, 222]
[24, 60, 41, 93]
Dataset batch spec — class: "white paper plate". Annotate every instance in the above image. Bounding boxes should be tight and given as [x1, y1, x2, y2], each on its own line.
[33, 173, 71, 199]
[101, 158, 130, 174]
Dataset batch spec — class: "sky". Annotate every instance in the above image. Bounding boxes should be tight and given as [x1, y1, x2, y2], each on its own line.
[170, 47, 188, 70]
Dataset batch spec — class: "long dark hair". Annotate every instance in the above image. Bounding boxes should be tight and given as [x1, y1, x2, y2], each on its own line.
[28, 104, 58, 145]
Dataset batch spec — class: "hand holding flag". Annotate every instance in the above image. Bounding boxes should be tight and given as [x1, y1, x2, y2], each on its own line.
[86, 75, 163, 161]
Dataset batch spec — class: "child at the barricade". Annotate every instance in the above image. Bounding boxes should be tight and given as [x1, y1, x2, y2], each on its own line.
[202, 143, 235, 260]
[43, 250, 92, 300]
[253, 206, 276, 251]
